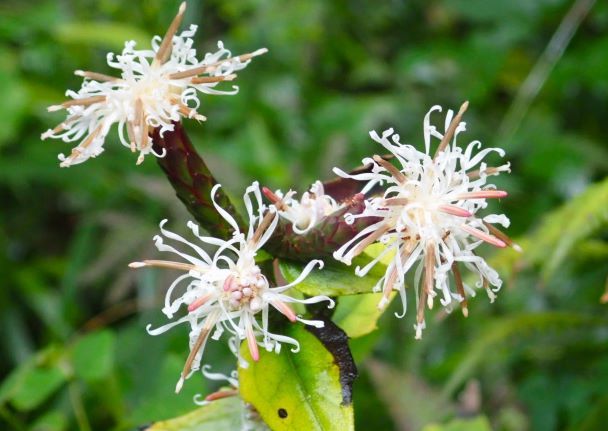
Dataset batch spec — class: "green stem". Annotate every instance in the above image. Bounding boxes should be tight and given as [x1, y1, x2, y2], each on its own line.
[69, 382, 91, 431]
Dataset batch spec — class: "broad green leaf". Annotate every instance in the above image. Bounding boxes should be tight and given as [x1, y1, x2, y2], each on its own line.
[239, 325, 354, 431]
[422, 416, 492, 431]
[0, 346, 62, 406]
[71, 330, 115, 382]
[53, 22, 151, 51]
[10, 367, 66, 411]
[144, 397, 270, 431]
[0, 346, 67, 411]
[333, 292, 395, 338]
[279, 256, 386, 296]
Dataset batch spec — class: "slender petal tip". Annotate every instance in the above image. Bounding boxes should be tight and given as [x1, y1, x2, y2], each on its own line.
[175, 376, 185, 394]
[252, 47, 269, 56]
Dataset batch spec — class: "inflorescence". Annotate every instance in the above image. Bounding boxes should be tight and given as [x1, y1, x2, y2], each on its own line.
[42, 1, 516, 398]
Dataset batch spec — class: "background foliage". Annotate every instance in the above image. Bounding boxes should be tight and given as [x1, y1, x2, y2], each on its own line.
[1, 0, 607, 430]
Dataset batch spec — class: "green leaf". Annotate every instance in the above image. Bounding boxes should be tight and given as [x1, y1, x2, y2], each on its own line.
[10, 366, 67, 411]
[239, 325, 355, 431]
[144, 397, 270, 431]
[422, 416, 492, 431]
[278, 256, 386, 297]
[333, 292, 395, 338]
[534, 178, 608, 280]
[71, 330, 115, 382]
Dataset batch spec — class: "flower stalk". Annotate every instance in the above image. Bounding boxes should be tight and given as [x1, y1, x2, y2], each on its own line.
[152, 122, 244, 240]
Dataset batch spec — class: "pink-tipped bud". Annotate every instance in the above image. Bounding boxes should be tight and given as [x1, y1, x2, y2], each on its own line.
[246, 326, 259, 361]
[223, 274, 235, 292]
[457, 190, 508, 200]
[272, 300, 297, 322]
[460, 224, 507, 248]
[439, 205, 472, 217]
[204, 389, 238, 402]
[188, 294, 211, 312]
[262, 187, 281, 204]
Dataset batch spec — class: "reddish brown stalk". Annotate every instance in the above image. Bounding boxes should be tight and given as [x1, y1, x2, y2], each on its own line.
[190, 74, 236, 84]
[484, 222, 521, 251]
[75, 70, 119, 82]
[424, 242, 435, 309]
[434, 101, 469, 158]
[57, 95, 106, 109]
[262, 187, 288, 211]
[383, 198, 409, 206]
[179, 323, 212, 386]
[251, 211, 277, 245]
[373, 155, 406, 183]
[154, 2, 187, 65]
[205, 389, 238, 402]
[451, 262, 468, 317]
[152, 122, 244, 240]
[350, 224, 391, 259]
[467, 166, 506, 179]
[168, 49, 267, 80]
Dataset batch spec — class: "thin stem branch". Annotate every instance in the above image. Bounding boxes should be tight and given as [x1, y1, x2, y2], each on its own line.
[69, 382, 92, 431]
[498, 0, 596, 142]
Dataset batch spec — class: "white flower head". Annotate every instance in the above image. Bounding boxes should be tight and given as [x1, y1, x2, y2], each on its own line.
[262, 181, 342, 234]
[42, 2, 267, 167]
[333, 102, 518, 339]
[130, 182, 334, 392]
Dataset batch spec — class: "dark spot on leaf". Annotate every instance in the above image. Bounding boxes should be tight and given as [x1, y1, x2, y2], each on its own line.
[278, 408, 288, 418]
[306, 317, 357, 405]
[134, 423, 151, 431]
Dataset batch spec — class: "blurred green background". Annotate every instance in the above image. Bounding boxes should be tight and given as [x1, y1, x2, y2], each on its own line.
[1, 0, 607, 430]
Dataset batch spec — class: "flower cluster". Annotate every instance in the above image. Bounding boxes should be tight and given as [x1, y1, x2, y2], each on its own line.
[263, 181, 343, 234]
[130, 182, 333, 392]
[41, 2, 517, 405]
[41, 2, 266, 167]
[333, 102, 517, 338]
